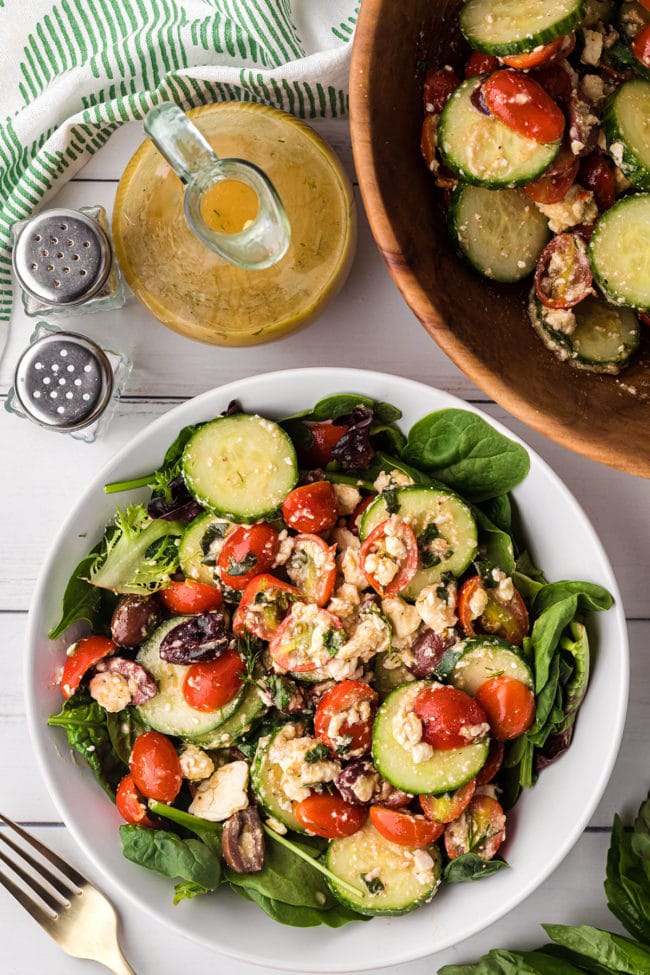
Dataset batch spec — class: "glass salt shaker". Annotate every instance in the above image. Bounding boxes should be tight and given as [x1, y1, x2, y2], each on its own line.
[11, 206, 126, 317]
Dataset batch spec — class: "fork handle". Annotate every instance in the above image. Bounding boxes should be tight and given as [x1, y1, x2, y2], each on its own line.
[104, 948, 138, 975]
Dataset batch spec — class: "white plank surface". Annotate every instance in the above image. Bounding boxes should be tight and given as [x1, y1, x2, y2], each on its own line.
[0, 115, 648, 975]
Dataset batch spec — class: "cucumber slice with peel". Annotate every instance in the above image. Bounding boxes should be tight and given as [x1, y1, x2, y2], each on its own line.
[445, 637, 534, 696]
[178, 513, 231, 586]
[438, 79, 561, 189]
[449, 183, 550, 283]
[182, 413, 298, 522]
[604, 80, 650, 191]
[251, 722, 308, 832]
[460, 0, 585, 55]
[589, 195, 650, 311]
[189, 682, 267, 748]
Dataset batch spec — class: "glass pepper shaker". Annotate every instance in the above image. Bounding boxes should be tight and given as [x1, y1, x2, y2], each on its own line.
[11, 206, 126, 317]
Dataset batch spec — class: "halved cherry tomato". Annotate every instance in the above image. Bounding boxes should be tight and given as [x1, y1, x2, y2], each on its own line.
[529, 62, 573, 104]
[160, 579, 223, 615]
[299, 421, 348, 468]
[534, 233, 593, 310]
[524, 146, 579, 204]
[314, 680, 379, 757]
[116, 773, 155, 827]
[420, 778, 476, 824]
[369, 806, 444, 847]
[423, 66, 461, 113]
[295, 794, 367, 839]
[281, 481, 338, 534]
[632, 23, 650, 68]
[285, 534, 337, 606]
[232, 574, 299, 641]
[413, 685, 488, 751]
[129, 731, 182, 803]
[482, 69, 565, 143]
[475, 676, 536, 741]
[501, 34, 573, 70]
[359, 516, 419, 596]
[579, 152, 616, 212]
[457, 576, 530, 646]
[182, 648, 244, 712]
[464, 51, 499, 78]
[269, 604, 344, 673]
[476, 739, 505, 785]
[217, 523, 279, 590]
[444, 795, 506, 861]
[61, 635, 115, 699]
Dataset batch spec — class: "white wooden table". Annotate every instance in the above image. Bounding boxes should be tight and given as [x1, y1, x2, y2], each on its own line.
[1, 118, 648, 975]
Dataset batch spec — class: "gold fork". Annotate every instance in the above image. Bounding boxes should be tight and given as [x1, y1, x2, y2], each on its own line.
[0, 812, 136, 974]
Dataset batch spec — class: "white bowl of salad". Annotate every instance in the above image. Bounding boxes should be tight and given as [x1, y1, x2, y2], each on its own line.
[25, 369, 628, 972]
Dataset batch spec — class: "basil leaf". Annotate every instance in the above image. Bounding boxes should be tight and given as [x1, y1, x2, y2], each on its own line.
[403, 409, 530, 502]
[48, 693, 126, 798]
[443, 854, 509, 884]
[120, 825, 221, 894]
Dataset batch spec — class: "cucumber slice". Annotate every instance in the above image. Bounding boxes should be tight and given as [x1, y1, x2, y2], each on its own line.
[359, 486, 478, 601]
[372, 682, 489, 795]
[178, 513, 232, 586]
[589, 195, 650, 311]
[604, 80, 650, 191]
[438, 78, 561, 189]
[445, 637, 534, 696]
[189, 683, 267, 747]
[460, 0, 585, 55]
[373, 651, 415, 701]
[326, 821, 441, 916]
[529, 291, 641, 373]
[449, 183, 550, 283]
[182, 413, 298, 522]
[250, 722, 307, 832]
[135, 618, 244, 738]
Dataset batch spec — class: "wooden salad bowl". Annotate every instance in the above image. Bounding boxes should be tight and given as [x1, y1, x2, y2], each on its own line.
[349, 0, 650, 478]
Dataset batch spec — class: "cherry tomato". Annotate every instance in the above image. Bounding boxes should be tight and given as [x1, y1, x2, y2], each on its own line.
[314, 680, 379, 757]
[529, 63, 573, 104]
[116, 773, 156, 827]
[61, 635, 115, 699]
[423, 66, 461, 114]
[182, 648, 244, 712]
[359, 516, 419, 597]
[129, 731, 182, 803]
[464, 51, 499, 78]
[444, 795, 506, 861]
[419, 778, 476, 824]
[457, 576, 530, 646]
[369, 807, 444, 847]
[482, 69, 565, 143]
[233, 574, 299, 641]
[299, 421, 348, 467]
[639, 0, 650, 11]
[285, 534, 337, 606]
[348, 493, 376, 536]
[475, 676, 536, 741]
[421, 114, 438, 170]
[269, 604, 344, 673]
[534, 233, 594, 311]
[476, 739, 505, 785]
[632, 23, 650, 68]
[413, 685, 489, 751]
[501, 33, 573, 70]
[217, 523, 279, 590]
[579, 152, 616, 212]
[640, 311, 650, 328]
[524, 146, 579, 204]
[160, 579, 223, 615]
[281, 481, 338, 534]
[295, 794, 367, 839]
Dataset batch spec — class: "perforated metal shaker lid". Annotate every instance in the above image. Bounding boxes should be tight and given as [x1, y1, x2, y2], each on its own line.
[13, 332, 114, 430]
[12, 209, 112, 305]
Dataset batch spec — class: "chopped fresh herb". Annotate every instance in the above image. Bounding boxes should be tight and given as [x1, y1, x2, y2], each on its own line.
[323, 629, 344, 657]
[362, 874, 385, 894]
[383, 487, 400, 514]
[335, 734, 353, 756]
[305, 742, 332, 763]
[258, 674, 295, 712]
[227, 551, 258, 576]
[418, 522, 448, 568]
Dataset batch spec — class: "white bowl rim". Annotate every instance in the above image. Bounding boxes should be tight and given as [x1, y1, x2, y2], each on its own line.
[24, 367, 629, 972]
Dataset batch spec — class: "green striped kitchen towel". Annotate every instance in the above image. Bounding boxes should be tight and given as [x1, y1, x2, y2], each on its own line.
[0, 0, 358, 332]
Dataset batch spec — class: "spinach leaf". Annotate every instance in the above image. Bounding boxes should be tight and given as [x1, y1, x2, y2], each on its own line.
[226, 833, 336, 910]
[512, 551, 548, 602]
[530, 596, 577, 694]
[370, 422, 407, 456]
[605, 805, 650, 943]
[539, 943, 615, 975]
[403, 409, 530, 502]
[48, 693, 125, 798]
[48, 544, 117, 639]
[231, 885, 367, 928]
[479, 494, 512, 533]
[120, 825, 221, 895]
[439, 948, 573, 975]
[106, 708, 147, 766]
[533, 581, 613, 616]
[443, 854, 509, 884]
[474, 508, 516, 575]
[543, 924, 650, 973]
[282, 394, 400, 424]
[147, 800, 222, 856]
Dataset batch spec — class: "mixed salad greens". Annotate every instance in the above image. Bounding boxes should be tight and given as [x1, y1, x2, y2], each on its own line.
[439, 790, 650, 974]
[47, 394, 612, 926]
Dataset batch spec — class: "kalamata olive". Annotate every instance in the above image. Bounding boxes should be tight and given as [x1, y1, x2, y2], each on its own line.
[578, 152, 616, 211]
[470, 82, 491, 117]
[423, 66, 461, 114]
[410, 628, 457, 679]
[534, 233, 593, 310]
[374, 780, 413, 809]
[111, 595, 163, 648]
[159, 612, 229, 664]
[568, 93, 599, 157]
[335, 758, 411, 808]
[222, 807, 265, 873]
[93, 656, 157, 706]
[331, 406, 375, 472]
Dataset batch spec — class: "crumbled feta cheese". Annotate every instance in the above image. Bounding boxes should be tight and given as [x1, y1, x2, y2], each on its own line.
[333, 483, 362, 516]
[89, 672, 132, 712]
[412, 848, 436, 886]
[609, 141, 625, 168]
[265, 816, 287, 835]
[381, 596, 421, 639]
[339, 545, 368, 590]
[373, 469, 415, 492]
[534, 184, 598, 233]
[188, 761, 249, 822]
[396, 710, 424, 750]
[416, 582, 458, 632]
[580, 73, 608, 107]
[351, 770, 380, 803]
[273, 529, 294, 567]
[468, 585, 489, 619]
[269, 728, 340, 803]
[544, 307, 578, 335]
[327, 583, 361, 620]
[411, 741, 434, 764]
[179, 744, 215, 782]
[491, 568, 514, 603]
[581, 28, 604, 65]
